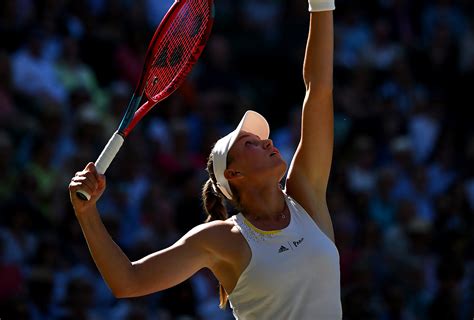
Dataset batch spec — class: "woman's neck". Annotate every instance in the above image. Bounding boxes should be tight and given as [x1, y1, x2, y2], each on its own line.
[240, 185, 287, 222]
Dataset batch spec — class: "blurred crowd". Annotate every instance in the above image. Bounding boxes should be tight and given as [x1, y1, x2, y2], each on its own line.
[0, 0, 473, 319]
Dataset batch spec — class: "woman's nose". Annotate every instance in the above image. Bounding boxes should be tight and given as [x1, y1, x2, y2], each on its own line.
[263, 139, 273, 149]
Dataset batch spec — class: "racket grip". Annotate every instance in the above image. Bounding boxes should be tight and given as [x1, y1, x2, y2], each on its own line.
[76, 131, 125, 201]
[94, 131, 125, 174]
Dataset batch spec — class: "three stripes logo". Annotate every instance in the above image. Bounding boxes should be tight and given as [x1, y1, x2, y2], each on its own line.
[278, 238, 304, 253]
[278, 245, 289, 253]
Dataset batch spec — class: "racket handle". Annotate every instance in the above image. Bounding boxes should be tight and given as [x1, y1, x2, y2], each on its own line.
[76, 131, 125, 201]
[94, 131, 125, 174]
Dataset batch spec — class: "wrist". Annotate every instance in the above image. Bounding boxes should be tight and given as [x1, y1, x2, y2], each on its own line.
[308, 0, 335, 12]
[74, 204, 99, 219]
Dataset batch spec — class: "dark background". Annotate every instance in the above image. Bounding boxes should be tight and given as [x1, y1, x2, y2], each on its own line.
[0, 0, 473, 319]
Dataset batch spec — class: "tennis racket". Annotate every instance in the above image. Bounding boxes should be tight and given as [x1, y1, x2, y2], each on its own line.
[77, 0, 215, 200]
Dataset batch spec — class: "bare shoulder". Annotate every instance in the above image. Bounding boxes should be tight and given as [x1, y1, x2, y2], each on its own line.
[188, 219, 240, 240]
[187, 218, 250, 293]
[187, 219, 245, 262]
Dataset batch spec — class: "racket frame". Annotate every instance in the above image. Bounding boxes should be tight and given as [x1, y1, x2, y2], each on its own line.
[76, 0, 214, 201]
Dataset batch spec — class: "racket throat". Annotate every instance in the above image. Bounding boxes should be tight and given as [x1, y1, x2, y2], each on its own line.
[118, 93, 144, 135]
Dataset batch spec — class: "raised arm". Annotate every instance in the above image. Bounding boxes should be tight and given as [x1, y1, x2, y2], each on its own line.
[286, 6, 335, 240]
[69, 163, 216, 298]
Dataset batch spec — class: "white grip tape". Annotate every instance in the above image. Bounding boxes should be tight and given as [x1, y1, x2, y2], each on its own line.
[77, 132, 124, 201]
[308, 0, 335, 12]
[95, 132, 124, 174]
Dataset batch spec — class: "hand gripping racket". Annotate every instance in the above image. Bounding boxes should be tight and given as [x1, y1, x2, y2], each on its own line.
[77, 0, 215, 200]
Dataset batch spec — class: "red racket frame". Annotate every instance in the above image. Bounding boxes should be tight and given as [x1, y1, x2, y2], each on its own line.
[121, 0, 215, 137]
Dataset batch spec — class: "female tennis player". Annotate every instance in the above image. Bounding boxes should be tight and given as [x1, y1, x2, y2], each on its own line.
[69, 0, 340, 318]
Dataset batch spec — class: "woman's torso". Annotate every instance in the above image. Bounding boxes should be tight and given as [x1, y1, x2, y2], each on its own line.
[209, 193, 342, 320]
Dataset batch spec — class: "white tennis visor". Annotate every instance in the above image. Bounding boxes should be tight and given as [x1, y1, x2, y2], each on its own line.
[211, 110, 270, 200]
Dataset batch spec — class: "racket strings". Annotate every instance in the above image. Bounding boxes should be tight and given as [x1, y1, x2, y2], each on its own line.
[146, 0, 210, 100]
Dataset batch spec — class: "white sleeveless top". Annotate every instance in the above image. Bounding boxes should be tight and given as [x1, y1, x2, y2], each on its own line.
[228, 193, 342, 320]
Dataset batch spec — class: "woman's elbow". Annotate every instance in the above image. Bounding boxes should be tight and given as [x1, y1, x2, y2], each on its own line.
[304, 84, 333, 100]
[110, 285, 133, 299]
[108, 277, 139, 299]
[303, 77, 333, 93]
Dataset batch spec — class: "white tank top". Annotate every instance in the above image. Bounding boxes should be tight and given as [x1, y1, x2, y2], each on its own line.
[228, 193, 342, 320]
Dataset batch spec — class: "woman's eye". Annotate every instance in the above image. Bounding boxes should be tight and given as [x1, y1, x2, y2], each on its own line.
[244, 139, 258, 146]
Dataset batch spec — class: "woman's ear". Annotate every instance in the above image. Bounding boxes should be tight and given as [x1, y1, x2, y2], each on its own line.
[224, 169, 242, 181]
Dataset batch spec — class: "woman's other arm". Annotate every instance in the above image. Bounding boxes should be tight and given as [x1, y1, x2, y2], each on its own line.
[286, 10, 335, 241]
[69, 163, 218, 298]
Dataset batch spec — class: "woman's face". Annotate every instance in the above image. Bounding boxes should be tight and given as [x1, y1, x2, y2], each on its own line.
[225, 131, 287, 186]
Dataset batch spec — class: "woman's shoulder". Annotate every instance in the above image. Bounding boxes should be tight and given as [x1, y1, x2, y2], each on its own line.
[188, 218, 244, 253]
[190, 218, 246, 260]
[196, 218, 240, 238]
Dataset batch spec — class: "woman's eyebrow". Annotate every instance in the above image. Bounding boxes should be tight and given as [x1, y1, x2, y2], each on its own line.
[235, 134, 251, 144]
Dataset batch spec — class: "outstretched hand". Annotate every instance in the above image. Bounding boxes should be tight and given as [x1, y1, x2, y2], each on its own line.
[69, 162, 106, 215]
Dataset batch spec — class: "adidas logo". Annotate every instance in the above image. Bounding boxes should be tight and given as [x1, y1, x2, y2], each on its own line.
[278, 245, 289, 253]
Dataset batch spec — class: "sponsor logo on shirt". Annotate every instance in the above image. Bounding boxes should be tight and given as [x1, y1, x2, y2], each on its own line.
[293, 237, 304, 247]
[278, 238, 304, 253]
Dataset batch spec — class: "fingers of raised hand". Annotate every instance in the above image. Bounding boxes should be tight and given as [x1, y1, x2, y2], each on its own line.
[69, 172, 99, 194]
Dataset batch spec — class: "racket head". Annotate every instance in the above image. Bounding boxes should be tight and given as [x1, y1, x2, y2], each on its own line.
[120, 0, 215, 136]
[143, 0, 215, 102]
